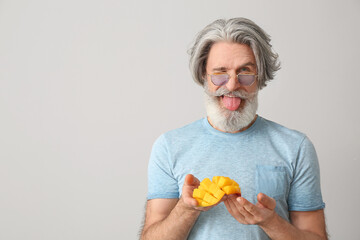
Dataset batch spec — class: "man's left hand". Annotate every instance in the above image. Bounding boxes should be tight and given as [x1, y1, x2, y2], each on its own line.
[224, 193, 277, 227]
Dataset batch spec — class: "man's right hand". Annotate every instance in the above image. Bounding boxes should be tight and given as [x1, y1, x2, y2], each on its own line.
[141, 174, 209, 239]
[180, 174, 226, 212]
[141, 174, 226, 240]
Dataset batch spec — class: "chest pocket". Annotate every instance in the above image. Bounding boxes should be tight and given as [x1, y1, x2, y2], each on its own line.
[255, 165, 289, 200]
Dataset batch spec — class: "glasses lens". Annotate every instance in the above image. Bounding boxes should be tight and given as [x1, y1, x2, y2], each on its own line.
[238, 74, 255, 86]
[211, 74, 229, 86]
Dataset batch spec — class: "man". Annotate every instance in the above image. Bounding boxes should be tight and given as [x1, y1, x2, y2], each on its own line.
[140, 18, 327, 240]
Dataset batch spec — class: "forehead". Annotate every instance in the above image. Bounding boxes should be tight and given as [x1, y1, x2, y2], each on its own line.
[206, 41, 256, 70]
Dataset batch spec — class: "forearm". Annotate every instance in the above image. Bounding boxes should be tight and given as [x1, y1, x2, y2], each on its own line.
[260, 214, 327, 240]
[141, 198, 201, 240]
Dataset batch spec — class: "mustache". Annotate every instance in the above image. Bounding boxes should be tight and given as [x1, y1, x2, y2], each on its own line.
[204, 85, 257, 100]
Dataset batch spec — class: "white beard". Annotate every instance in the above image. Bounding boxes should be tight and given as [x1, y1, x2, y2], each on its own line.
[204, 83, 258, 133]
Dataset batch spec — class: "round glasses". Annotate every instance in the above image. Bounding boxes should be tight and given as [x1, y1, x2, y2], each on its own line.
[208, 73, 257, 86]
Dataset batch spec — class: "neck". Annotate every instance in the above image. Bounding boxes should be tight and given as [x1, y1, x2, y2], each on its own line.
[207, 114, 258, 133]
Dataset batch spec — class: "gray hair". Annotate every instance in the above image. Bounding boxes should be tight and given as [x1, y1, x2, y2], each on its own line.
[188, 18, 281, 89]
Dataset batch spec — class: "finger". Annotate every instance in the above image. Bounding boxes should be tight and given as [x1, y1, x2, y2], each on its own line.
[257, 193, 276, 210]
[184, 174, 194, 185]
[229, 197, 253, 223]
[224, 197, 246, 222]
[181, 187, 197, 205]
[237, 197, 259, 217]
[223, 199, 233, 213]
[182, 175, 201, 207]
[182, 195, 198, 207]
[182, 186, 196, 200]
[221, 194, 228, 201]
[184, 174, 200, 187]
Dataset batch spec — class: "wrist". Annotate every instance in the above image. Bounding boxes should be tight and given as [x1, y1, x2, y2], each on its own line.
[258, 211, 281, 230]
[178, 197, 201, 216]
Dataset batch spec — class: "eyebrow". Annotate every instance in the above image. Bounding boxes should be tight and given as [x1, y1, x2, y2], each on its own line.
[212, 62, 256, 72]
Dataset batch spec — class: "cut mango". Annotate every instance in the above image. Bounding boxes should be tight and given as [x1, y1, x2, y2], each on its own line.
[222, 185, 241, 195]
[192, 176, 241, 207]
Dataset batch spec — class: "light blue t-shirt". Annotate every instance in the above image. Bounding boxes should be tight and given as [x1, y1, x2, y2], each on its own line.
[147, 116, 325, 239]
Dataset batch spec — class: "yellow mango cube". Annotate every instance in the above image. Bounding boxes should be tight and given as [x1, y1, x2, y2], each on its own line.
[200, 200, 212, 207]
[213, 188, 225, 200]
[203, 192, 218, 204]
[209, 183, 225, 199]
[194, 197, 211, 207]
[212, 176, 220, 184]
[217, 176, 233, 188]
[193, 188, 206, 199]
[200, 178, 212, 191]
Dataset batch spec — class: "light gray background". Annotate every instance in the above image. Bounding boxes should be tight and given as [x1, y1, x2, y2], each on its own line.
[0, 0, 359, 239]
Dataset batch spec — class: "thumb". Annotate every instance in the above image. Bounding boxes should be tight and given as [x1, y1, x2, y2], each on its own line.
[257, 193, 276, 210]
[184, 174, 200, 187]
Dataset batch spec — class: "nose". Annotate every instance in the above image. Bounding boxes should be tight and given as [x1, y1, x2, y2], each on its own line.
[225, 74, 241, 92]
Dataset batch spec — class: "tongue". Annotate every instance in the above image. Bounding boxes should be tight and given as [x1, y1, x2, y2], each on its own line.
[222, 96, 241, 111]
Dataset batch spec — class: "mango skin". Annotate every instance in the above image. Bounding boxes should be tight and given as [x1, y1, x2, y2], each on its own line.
[192, 176, 241, 207]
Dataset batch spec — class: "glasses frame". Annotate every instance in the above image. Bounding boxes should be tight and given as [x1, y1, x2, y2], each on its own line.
[207, 73, 258, 87]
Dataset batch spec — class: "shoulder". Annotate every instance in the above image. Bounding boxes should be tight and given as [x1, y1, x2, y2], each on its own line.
[149, 119, 206, 165]
[256, 117, 317, 158]
[156, 118, 206, 143]
[257, 116, 308, 145]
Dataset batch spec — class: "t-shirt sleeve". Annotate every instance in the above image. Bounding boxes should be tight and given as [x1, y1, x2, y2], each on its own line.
[288, 136, 326, 211]
[147, 134, 179, 200]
